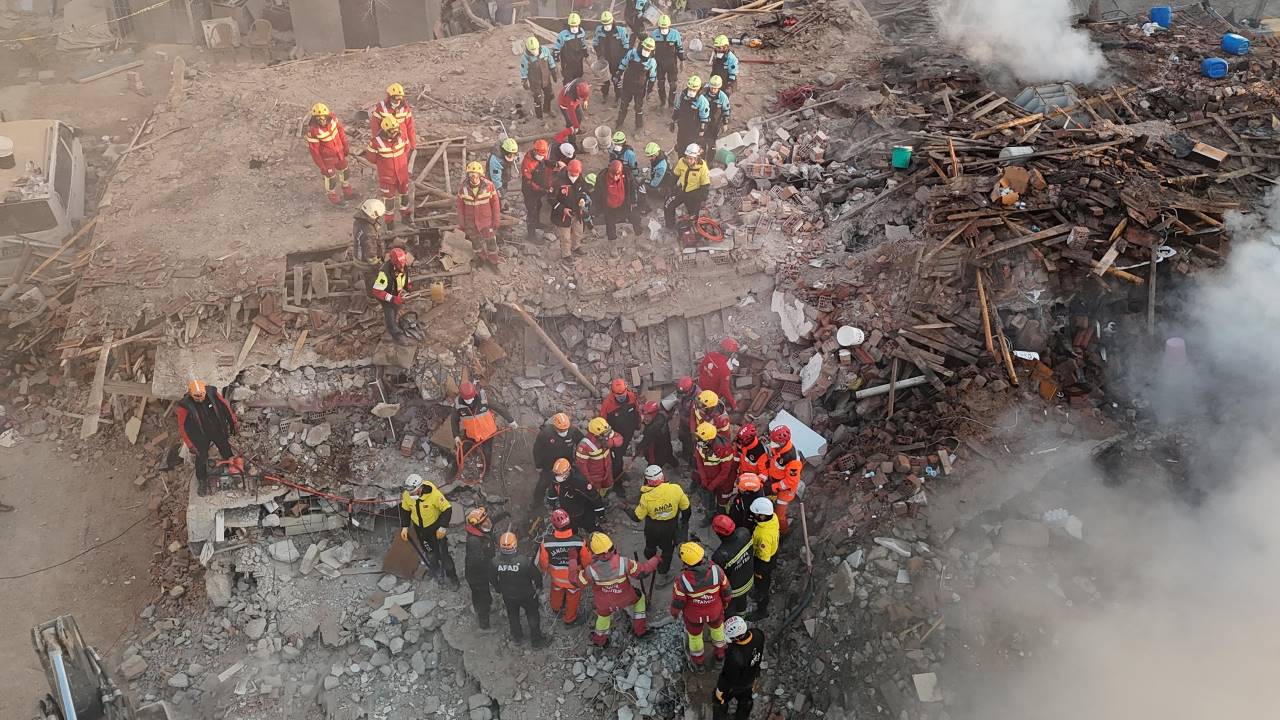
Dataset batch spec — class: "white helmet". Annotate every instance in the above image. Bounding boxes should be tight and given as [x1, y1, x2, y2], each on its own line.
[360, 198, 387, 220]
[404, 473, 424, 489]
[749, 497, 774, 517]
[644, 465, 664, 481]
[559, 142, 576, 159]
[724, 615, 748, 640]
[684, 143, 702, 157]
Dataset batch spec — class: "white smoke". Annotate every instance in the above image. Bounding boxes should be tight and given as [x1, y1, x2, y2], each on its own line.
[933, 0, 1106, 84]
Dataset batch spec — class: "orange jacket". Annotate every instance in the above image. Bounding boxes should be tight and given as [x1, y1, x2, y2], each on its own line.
[456, 178, 502, 235]
[736, 436, 769, 477]
[370, 98, 416, 149]
[670, 563, 731, 623]
[536, 528, 593, 589]
[768, 440, 803, 502]
[363, 132, 411, 187]
[305, 117, 349, 172]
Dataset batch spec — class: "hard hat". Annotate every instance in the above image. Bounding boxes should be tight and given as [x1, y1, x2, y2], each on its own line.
[679, 542, 705, 566]
[641, 400, 659, 416]
[644, 464, 665, 486]
[466, 507, 490, 526]
[360, 198, 386, 220]
[187, 379, 207, 400]
[608, 158, 624, 175]
[709, 75, 724, 90]
[645, 142, 661, 157]
[686, 75, 702, 91]
[499, 532, 518, 552]
[587, 417, 610, 436]
[387, 246, 412, 269]
[310, 102, 330, 117]
[560, 142, 576, 159]
[641, 36, 656, 51]
[567, 159, 584, 176]
[696, 422, 717, 442]
[714, 34, 730, 48]
[567, 11, 581, 27]
[459, 380, 477, 401]
[737, 423, 757, 443]
[386, 82, 405, 97]
[750, 497, 775, 517]
[769, 425, 791, 445]
[550, 508, 571, 529]
[525, 36, 540, 53]
[553, 457, 572, 476]
[612, 130, 626, 145]
[380, 115, 401, 132]
[551, 412, 571, 431]
[501, 138, 518, 154]
[677, 376, 694, 393]
[533, 139, 550, 156]
[589, 532, 613, 555]
[720, 337, 739, 353]
[610, 378, 628, 395]
[685, 143, 702, 157]
[576, 82, 591, 99]
[466, 160, 484, 175]
[711, 514, 736, 537]
[724, 615, 748, 640]
[404, 473, 424, 489]
[713, 414, 730, 430]
[737, 473, 763, 492]
[698, 389, 719, 409]
[585, 173, 596, 187]
[658, 13, 671, 28]
[600, 10, 613, 23]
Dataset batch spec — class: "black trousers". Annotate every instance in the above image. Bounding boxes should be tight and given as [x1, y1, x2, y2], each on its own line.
[675, 125, 703, 158]
[502, 595, 543, 641]
[616, 85, 648, 128]
[605, 205, 642, 242]
[530, 84, 553, 118]
[752, 557, 773, 614]
[193, 436, 234, 483]
[643, 518, 678, 574]
[416, 532, 459, 581]
[664, 190, 707, 229]
[656, 61, 678, 106]
[600, 63, 624, 99]
[712, 687, 753, 720]
[727, 592, 749, 616]
[469, 581, 492, 628]
[704, 120, 724, 156]
[523, 190, 545, 238]
[381, 301, 401, 338]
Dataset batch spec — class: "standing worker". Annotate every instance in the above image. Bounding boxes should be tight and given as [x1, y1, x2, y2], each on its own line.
[640, 142, 671, 212]
[451, 380, 513, 476]
[574, 532, 661, 647]
[634, 465, 690, 576]
[766, 425, 803, 534]
[634, 401, 678, 470]
[305, 103, 353, 206]
[664, 143, 711, 230]
[536, 508, 593, 625]
[694, 422, 736, 522]
[699, 337, 741, 411]
[614, 37, 657, 131]
[596, 159, 642, 243]
[533, 412, 583, 506]
[593, 11, 631, 101]
[521, 139, 555, 239]
[494, 532, 547, 648]
[550, 159, 590, 259]
[488, 138, 519, 198]
[557, 77, 592, 143]
[710, 36, 739, 94]
[519, 37, 558, 120]
[650, 15, 685, 107]
[748, 498, 778, 618]
[600, 379, 641, 491]
[399, 474, 460, 587]
[362, 115, 413, 228]
[370, 83, 417, 150]
[624, 0, 649, 40]
[669, 542, 732, 669]
[733, 424, 769, 479]
[703, 75, 732, 156]
[576, 416, 623, 497]
[710, 514, 754, 615]
[714, 617, 765, 720]
[176, 379, 238, 496]
[545, 457, 606, 533]
[693, 388, 729, 431]
[608, 131, 640, 180]
[670, 79, 710, 159]
[554, 13, 590, 84]
[674, 376, 702, 468]
[352, 199, 386, 266]
[369, 246, 414, 345]
[457, 161, 503, 266]
[463, 507, 497, 629]
[726, 473, 765, 532]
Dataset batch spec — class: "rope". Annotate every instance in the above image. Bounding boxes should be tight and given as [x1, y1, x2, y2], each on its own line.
[7, 0, 172, 43]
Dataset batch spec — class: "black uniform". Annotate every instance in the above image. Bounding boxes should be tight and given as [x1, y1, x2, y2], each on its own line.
[712, 527, 754, 615]
[493, 550, 545, 645]
[726, 489, 763, 533]
[713, 629, 765, 720]
[555, 30, 589, 83]
[176, 386, 237, 493]
[595, 25, 629, 100]
[532, 425, 584, 506]
[464, 526, 497, 628]
[675, 386, 700, 467]
[634, 410, 678, 469]
[603, 392, 641, 484]
[651, 29, 685, 107]
[397, 494, 459, 583]
[545, 468, 606, 532]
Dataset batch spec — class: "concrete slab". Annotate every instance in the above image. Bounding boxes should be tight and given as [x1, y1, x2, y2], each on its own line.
[185, 473, 288, 545]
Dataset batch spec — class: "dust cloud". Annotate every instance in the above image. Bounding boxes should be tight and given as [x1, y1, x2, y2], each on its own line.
[933, 0, 1106, 84]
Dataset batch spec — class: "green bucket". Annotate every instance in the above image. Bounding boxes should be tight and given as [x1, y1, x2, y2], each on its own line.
[716, 147, 736, 166]
[891, 145, 913, 169]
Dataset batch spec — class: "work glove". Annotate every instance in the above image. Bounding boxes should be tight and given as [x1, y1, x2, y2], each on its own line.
[509, 421, 519, 429]
[613, 75, 623, 90]
[400, 528, 409, 542]
[436, 527, 447, 540]
[393, 294, 404, 305]
[522, 77, 530, 90]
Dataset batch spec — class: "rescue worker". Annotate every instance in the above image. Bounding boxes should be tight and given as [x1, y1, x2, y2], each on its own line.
[608, 131, 640, 180]
[749, 497, 778, 617]
[370, 83, 416, 150]
[558, 77, 592, 140]
[545, 457, 606, 532]
[463, 507, 497, 629]
[593, 11, 631, 101]
[362, 115, 412, 228]
[305, 102, 353, 205]
[674, 375, 702, 467]
[703, 75, 732, 156]
[494, 532, 547, 647]
[693, 389, 730, 440]
[699, 337, 741, 410]
[766, 425, 803, 534]
[536, 508, 593, 625]
[640, 142, 672, 211]
[550, 158, 590, 259]
[451, 380, 512, 475]
[664, 143, 711, 229]
[710, 35, 739, 94]
[369, 246, 414, 344]
[710, 514, 754, 615]
[176, 379, 238, 496]
[574, 532, 661, 647]
[650, 15, 685, 106]
[600, 378, 641, 485]
[519, 37, 558, 120]
[533, 412, 584, 506]
[695, 422, 736, 522]
[553, 12, 590, 84]
[596, 158, 642, 243]
[576, 416, 623, 497]
[615, 37, 657, 131]
[669, 542, 732, 668]
[550, 137, 577, 167]
[456, 161, 503, 265]
[714, 616, 765, 720]
[399, 474, 460, 586]
[734, 423, 769, 478]
[671, 77, 710, 156]
[521, 139, 554, 239]
[727, 473, 765, 532]
[624, 0, 649, 40]
[635, 401, 678, 469]
[488, 138, 519, 198]
[352, 199, 386, 266]
[635, 465, 690, 575]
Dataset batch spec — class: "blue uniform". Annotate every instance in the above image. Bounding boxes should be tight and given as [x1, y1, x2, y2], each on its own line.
[615, 48, 658, 129]
[554, 28, 590, 82]
[487, 151, 512, 193]
[609, 144, 639, 180]
[703, 89, 731, 153]
[671, 90, 710, 155]
[593, 24, 632, 58]
[617, 47, 658, 85]
[647, 155, 670, 196]
[519, 46, 557, 80]
[712, 50, 739, 89]
[650, 28, 686, 105]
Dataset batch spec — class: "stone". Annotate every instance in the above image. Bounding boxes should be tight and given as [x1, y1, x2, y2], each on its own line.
[884, 224, 912, 242]
[410, 599, 435, 619]
[244, 618, 267, 640]
[383, 590, 415, 608]
[829, 562, 858, 606]
[586, 333, 613, 352]
[205, 571, 233, 608]
[187, 663, 205, 677]
[563, 679, 575, 692]
[370, 649, 390, 667]
[874, 537, 912, 557]
[304, 423, 332, 447]
[318, 542, 355, 569]
[120, 655, 148, 681]
[168, 584, 186, 598]
[411, 651, 427, 674]
[167, 673, 190, 689]
[378, 574, 398, 591]
[998, 519, 1050, 549]
[324, 675, 340, 690]
[269, 539, 301, 563]
[913, 672, 942, 702]
[845, 549, 865, 568]
[468, 692, 492, 710]
[300, 544, 321, 574]
[618, 707, 635, 720]
[316, 443, 331, 458]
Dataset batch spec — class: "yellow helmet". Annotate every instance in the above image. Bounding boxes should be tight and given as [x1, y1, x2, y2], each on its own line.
[525, 36, 540, 53]
[709, 75, 723, 89]
[679, 542, 705, 566]
[642, 36, 656, 52]
[386, 82, 405, 97]
[658, 14, 671, 28]
[698, 389, 719, 409]
[466, 161, 484, 175]
[380, 115, 401, 132]
[567, 11, 581, 27]
[714, 34, 730, 49]
[600, 10, 613, 23]
[310, 102, 330, 118]
[687, 75, 703, 91]
[696, 422, 717, 442]
[588, 417, 610, 436]
[501, 138, 519, 154]
[589, 532, 613, 555]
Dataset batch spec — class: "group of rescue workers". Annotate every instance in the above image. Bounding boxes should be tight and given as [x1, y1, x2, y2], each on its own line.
[393, 335, 785, 719]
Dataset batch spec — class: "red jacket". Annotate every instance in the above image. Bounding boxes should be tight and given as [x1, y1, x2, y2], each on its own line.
[698, 350, 736, 410]
[305, 117, 349, 173]
[670, 563, 731, 623]
[363, 132, 411, 188]
[575, 432, 620, 489]
[574, 552, 659, 614]
[456, 178, 502, 235]
[696, 435, 736, 497]
[521, 153, 554, 194]
[768, 440, 803, 502]
[370, 98, 416, 150]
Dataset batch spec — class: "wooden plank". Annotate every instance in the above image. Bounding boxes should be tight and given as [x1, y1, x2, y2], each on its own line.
[922, 218, 975, 265]
[103, 380, 155, 398]
[233, 325, 261, 373]
[897, 328, 979, 364]
[975, 224, 1071, 259]
[26, 216, 98, 281]
[76, 59, 144, 84]
[80, 331, 114, 439]
[969, 96, 1008, 121]
[286, 330, 309, 371]
[311, 262, 329, 298]
[972, 113, 1044, 140]
[1093, 241, 1121, 276]
[956, 91, 996, 115]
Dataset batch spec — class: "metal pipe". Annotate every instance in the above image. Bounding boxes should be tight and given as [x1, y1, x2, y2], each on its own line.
[49, 647, 78, 720]
[854, 375, 928, 399]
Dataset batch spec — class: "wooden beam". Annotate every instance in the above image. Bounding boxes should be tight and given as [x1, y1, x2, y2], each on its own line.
[26, 216, 98, 281]
[507, 302, 598, 395]
[975, 224, 1071, 258]
[80, 331, 114, 439]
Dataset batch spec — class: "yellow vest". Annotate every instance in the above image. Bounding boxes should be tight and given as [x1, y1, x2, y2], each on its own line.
[400, 482, 451, 528]
[634, 482, 690, 521]
[751, 515, 779, 562]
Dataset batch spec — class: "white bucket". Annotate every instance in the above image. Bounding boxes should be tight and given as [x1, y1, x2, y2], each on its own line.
[688, 37, 704, 53]
[594, 125, 612, 146]
[582, 137, 599, 154]
[836, 325, 866, 347]
[591, 59, 609, 74]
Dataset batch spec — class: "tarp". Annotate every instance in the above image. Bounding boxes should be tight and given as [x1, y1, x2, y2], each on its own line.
[56, 0, 118, 51]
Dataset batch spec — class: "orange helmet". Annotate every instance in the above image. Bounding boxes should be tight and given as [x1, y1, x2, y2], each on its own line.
[533, 139, 549, 156]
[553, 458, 571, 476]
[610, 378, 628, 395]
[498, 532, 518, 552]
[737, 473, 763, 492]
[187, 379, 207, 400]
[466, 507, 491, 528]
[551, 412, 571, 431]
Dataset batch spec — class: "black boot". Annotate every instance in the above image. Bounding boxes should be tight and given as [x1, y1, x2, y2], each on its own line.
[196, 476, 209, 497]
[615, 111, 626, 130]
[636, 113, 645, 131]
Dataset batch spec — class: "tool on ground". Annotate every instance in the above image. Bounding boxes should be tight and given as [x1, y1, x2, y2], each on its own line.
[398, 311, 426, 341]
[32, 614, 174, 719]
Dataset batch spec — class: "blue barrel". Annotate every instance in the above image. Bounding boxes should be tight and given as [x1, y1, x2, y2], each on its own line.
[1150, 6, 1172, 27]
[1201, 57, 1228, 79]
[1222, 33, 1250, 55]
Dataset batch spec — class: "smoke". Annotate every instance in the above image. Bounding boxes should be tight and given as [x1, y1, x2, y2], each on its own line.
[933, 0, 1106, 85]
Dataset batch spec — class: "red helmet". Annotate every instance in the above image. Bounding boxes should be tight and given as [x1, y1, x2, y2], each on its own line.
[737, 423, 757, 443]
[711, 514, 736, 537]
[608, 159, 624, 177]
[550, 508, 571, 530]
[576, 82, 591, 99]
[770, 425, 791, 445]
[533, 139, 549, 156]
[387, 246, 411, 269]
[713, 414, 730, 430]
[641, 400, 659, 417]
[567, 159, 583, 176]
[676, 376, 694, 393]
[610, 378, 628, 395]
[720, 337, 740, 354]
[459, 381, 477, 401]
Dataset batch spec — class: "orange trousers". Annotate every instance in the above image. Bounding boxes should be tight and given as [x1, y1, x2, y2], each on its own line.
[549, 585, 583, 623]
[776, 500, 791, 534]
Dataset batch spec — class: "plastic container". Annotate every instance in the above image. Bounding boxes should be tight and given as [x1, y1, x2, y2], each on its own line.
[593, 125, 612, 147]
[891, 145, 913, 169]
[581, 137, 599, 154]
[1201, 57, 1228, 79]
[715, 147, 736, 165]
[1149, 6, 1172, 28]
[590, 59, 609, 74]
[1221, 33, 1250, 55]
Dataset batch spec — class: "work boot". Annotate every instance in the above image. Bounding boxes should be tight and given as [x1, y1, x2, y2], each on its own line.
[534, 105, 544, 119]
[636, 114, 645, 131]
[400, 208, 413, 224]
[342, 184, 355, 199]
[478, 617, 490, 630]
[615, 112, 626, 130]
[392, 333, 409, 346]
[531, 634, 548, 649]
[327, 190, 341, 206]
[631, 617, 647, 637]
[196, 477, 209, 497]
[590, 631, 609, 647]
